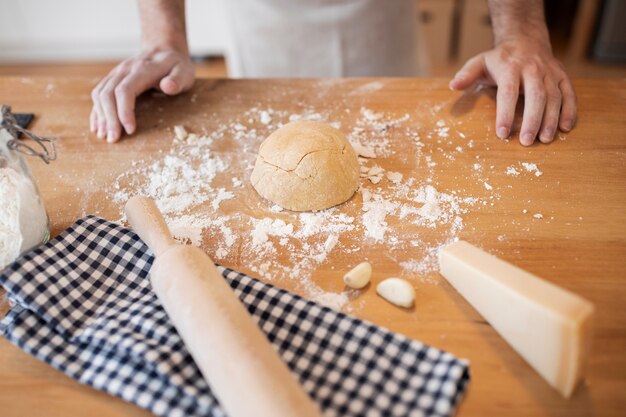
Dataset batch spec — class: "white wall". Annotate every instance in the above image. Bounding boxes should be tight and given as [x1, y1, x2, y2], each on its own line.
[0, 0, 230, 62]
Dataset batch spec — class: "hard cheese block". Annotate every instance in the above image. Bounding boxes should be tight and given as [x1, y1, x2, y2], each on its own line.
[439, 241, 594, 397]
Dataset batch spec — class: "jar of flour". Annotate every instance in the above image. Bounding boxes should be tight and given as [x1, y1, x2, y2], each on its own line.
[0, 105, 55, 270]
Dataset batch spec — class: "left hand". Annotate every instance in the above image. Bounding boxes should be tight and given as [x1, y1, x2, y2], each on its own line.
[449, 36, 577, 146]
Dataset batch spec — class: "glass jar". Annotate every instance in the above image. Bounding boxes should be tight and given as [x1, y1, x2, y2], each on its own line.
[0, 106, 53, 270]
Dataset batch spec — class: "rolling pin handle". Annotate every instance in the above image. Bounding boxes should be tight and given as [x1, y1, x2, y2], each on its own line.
[125, 196, 176, 256]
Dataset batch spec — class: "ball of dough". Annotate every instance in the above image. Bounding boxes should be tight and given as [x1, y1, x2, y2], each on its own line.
[250, 120, 360, 211]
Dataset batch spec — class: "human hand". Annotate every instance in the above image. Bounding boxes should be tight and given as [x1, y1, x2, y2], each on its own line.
[90, 49, 194, 143]
[449, 37, 576, 146]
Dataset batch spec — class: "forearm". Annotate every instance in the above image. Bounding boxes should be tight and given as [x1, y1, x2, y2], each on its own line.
[488, 0, 550, 47]
[138, 0, 188, 53]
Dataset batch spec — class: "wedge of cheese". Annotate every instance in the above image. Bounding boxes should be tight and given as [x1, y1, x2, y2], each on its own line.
[439, 240, 594, 397]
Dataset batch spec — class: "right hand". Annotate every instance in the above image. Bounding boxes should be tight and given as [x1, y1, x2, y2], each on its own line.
[90, 49, 194, 143]
[450, 37, 576, 146]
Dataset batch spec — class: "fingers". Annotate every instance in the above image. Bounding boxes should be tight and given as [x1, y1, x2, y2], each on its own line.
[449, 54, 486, 91]
[519, 68, 547, 146]
[519, 68, 575, 145]
[471, 40, 577, 146]
[99, 73, 127, 143]
[159, 63, 195, 96]
[160, 75, 182, 96]
[558, 77, 577, 132]
[538, 77, 562, 143]
[90, 52, 195, 143]
[89, 108, 98, 134]
[495, 73, 520, 139]
[91, 76, 110, 140]
[114, 66, 180, 134]
[114, 80, 137, 136]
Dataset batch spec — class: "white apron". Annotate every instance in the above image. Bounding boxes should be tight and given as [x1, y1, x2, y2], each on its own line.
[222, 0, 418, 77]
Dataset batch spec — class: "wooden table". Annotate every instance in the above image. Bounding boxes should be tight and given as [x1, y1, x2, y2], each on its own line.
[1, 77, 624, 416]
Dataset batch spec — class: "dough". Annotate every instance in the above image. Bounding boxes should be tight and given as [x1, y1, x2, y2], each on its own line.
[250, 121, 360, 211]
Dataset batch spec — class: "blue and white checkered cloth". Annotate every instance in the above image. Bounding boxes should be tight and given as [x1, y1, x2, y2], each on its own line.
[1, 216, 470, 417]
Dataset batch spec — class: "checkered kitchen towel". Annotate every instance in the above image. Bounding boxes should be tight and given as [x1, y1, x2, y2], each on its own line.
[1, 216, 470, 417]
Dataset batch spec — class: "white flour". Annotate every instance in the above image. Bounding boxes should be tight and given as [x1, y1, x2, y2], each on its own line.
[113, 146, 228, 216]
[0, 168, 22, 268]
[0, 166, 49, 269]
[521, 162, 543, 177]
[506, 166, 520, 176]
[506, 162, 542, 177]
[362, 194, 398, 241]
[252, 218, 294, 247]
[106, 102, 541, 311]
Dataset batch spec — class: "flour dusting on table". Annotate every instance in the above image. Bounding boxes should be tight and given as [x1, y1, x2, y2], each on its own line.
[108, 104, 537, 311]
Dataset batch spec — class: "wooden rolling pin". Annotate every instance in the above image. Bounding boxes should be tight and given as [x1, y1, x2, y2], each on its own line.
[125, 196, 322, 417]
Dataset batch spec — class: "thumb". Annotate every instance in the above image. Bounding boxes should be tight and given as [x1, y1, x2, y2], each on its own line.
[449, 54, 486, 91]
[159, 64, 194, 96]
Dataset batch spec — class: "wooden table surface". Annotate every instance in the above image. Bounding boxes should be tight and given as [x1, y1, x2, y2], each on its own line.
[0, 77, 625, 417]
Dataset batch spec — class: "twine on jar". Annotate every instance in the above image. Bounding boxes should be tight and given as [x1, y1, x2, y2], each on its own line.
[1, 104, 57, 164]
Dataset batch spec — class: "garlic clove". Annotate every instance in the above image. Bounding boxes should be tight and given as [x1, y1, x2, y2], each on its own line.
[376, 278, 415, 308]
[343, 261, 372, 289]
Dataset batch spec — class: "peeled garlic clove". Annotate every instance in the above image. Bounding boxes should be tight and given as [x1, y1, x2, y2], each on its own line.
[376, 278, 415, 308]
[343, 261, 372, 289]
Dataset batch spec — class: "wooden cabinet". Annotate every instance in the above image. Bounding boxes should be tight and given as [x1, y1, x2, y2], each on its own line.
[458, 0, 493, 63]
[415, 0, 456, 75]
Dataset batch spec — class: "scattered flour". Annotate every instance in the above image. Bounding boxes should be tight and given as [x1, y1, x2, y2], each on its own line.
[386, 171, 403, 184]
[251, 218, 294, 247]
[212, 188, 234, 211]
[506, 166, 520, 176]
[362, 194, 398, 241]
[259, 110, 272, 125]
[348, 108, 409, 157]
[106, 105, 525, 311]
[349, 80, 386, 96]
[521, 162, 543, 177]
[350, 141, 377, 158]
[310, 292, 350, 310]
[174, 125, 188, 141]
[505, 162, 542, 178]
[114, 152, 228, 217]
